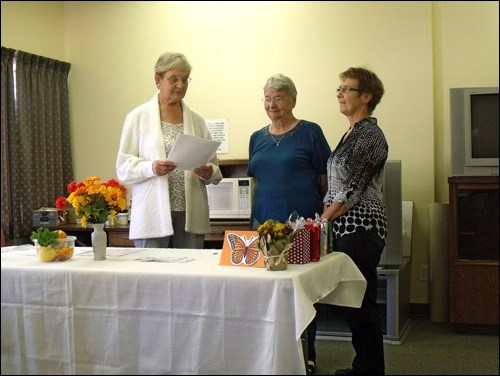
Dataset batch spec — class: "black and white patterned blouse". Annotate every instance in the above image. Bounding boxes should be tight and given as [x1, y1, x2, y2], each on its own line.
[324, 117, 388, 241]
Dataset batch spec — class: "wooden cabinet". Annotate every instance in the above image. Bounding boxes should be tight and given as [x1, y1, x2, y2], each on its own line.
[38, 224, 135, 247]
[107, 226, 134, 247]
[218, 159, 249, 178]
[205, 220, 251, 249]
[448, 176, 499, 330]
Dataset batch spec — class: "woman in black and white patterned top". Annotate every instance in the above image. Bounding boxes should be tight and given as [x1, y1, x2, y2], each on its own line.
[321, 67, 388, 376]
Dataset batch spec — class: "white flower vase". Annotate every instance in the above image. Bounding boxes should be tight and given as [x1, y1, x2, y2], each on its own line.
[91, 223, 107, 260]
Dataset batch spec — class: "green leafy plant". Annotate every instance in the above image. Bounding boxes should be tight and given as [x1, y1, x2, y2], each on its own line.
[30, 227, 58, 247]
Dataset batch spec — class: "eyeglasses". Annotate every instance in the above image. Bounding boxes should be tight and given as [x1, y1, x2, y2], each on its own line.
[336, 86, 360, 94]
[166, 76, 192, 85]
[262, 96, 288, 104]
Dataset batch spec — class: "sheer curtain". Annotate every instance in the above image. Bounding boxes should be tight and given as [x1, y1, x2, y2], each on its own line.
[1, 47, 73, 245]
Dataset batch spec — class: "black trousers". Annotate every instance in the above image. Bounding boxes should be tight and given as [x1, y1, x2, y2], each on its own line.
[307, 314, 317, 362]
[336, 230, 385, 375]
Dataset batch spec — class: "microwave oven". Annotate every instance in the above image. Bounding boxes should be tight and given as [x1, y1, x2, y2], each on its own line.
[206, 177, 254, 219]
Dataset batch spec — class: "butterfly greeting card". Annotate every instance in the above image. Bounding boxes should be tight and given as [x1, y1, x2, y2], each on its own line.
[219, 230, 265, 268]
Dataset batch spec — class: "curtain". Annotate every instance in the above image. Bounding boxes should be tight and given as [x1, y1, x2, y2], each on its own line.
[1, 47, 73, 244]
[1, 47, 16, 243]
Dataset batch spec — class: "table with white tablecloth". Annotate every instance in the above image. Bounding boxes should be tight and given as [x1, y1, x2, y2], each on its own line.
[1, 246, 366, 375]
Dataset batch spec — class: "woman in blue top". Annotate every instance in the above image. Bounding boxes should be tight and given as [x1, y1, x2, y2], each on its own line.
[247, 73, 331, 374]
[248, 73, 331, 227]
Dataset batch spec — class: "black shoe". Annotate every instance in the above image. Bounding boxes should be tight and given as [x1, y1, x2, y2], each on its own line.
[307, 360, 316, 375]
[334, 367, 358, 375]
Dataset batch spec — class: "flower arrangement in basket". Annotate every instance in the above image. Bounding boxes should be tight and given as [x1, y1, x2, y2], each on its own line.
[256, 219, 298, 270]
[55, 176, 127, 227]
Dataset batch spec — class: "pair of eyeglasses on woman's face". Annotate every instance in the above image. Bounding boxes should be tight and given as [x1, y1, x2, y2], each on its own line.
[165, 76, 192, 85]
[336, 86, 360, 94]
[262, 96, 289, 104]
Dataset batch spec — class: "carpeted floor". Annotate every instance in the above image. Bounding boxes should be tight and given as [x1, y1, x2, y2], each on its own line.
[314, 317, 499, 375]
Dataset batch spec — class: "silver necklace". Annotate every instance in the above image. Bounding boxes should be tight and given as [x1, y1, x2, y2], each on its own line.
[270, 133, 286, 146]
[268, 120, 300, 146]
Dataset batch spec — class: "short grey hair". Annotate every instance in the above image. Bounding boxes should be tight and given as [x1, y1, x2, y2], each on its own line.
[154, 51, 191, 76]
[263, 74, 297, 99]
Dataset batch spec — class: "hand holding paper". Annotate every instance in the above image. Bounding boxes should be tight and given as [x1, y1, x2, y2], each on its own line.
[193, 164, 214, 180]
[167, 134, 221, 171]
[153, 160, 176, 176]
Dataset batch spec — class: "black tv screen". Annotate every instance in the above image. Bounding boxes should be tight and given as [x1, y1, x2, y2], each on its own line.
[469, 93, 499, 159]
[450, 87, 499, 176]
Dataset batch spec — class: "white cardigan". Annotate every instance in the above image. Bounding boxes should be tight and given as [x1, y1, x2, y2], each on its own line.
[116, 94, 222, 240]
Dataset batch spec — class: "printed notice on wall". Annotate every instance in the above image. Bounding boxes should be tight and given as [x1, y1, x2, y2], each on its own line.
[206, 118, 229, 154]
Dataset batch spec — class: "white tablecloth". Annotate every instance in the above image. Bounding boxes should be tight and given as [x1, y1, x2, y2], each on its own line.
[1, 246, 366, 375]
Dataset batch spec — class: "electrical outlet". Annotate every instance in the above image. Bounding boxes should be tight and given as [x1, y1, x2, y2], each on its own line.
[419, 265, 429, 281]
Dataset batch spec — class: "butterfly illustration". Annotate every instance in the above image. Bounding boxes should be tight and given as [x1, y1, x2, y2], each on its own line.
[227, 233, 260, 266]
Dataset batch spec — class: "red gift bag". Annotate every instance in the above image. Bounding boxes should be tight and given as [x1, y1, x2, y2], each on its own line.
[305, 222, 321, 262]
[289, 228, 311, 264]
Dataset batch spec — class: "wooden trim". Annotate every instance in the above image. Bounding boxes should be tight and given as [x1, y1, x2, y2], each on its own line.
[218, 159, 249, 165]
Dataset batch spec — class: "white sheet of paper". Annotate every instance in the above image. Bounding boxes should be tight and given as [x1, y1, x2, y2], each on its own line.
[167, 134, 221, 170]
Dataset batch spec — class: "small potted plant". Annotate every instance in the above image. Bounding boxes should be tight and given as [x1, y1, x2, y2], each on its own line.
[256, 219, 297, 270]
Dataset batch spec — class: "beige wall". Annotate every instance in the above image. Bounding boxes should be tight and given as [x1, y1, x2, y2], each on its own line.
[2, 1, 499, 305]
[1, 1, 65, 60]
[433, 2, 499, 201]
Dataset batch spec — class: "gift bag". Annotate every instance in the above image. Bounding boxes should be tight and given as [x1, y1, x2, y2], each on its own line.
[328, 220, 335, 253]
[288, 228, 311, 264]
[305, 220, 321, 262]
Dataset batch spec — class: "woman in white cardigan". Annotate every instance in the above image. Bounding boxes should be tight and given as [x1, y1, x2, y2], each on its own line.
[116, 51, 222, 248]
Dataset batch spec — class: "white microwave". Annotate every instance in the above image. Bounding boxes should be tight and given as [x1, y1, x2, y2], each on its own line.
[206, 177, 254, 219]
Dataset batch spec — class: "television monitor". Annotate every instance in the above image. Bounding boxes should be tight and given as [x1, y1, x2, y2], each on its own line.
[450, 87, 499, 176]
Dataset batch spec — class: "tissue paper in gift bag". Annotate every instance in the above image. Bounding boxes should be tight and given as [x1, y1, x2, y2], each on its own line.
[320, 220, 329, 256]
[288, 228, 311, 264]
